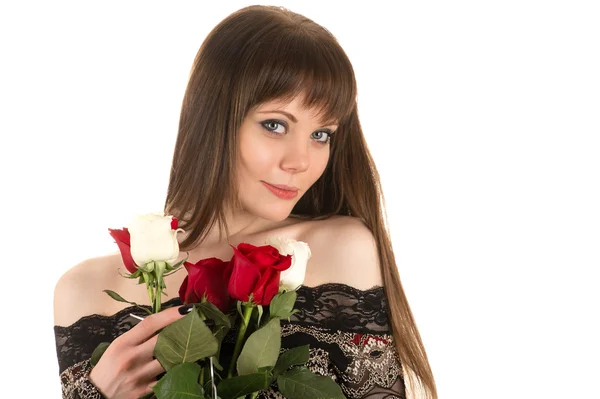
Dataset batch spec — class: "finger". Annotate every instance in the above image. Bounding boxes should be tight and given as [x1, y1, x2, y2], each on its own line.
[122, 306, 186, 345]
[134, 359, 165, 381]
[137, 380, 157, 399]
[137, 373, 161, 398]
[135, 334, 159, 362]
[146, 379, 159, 392]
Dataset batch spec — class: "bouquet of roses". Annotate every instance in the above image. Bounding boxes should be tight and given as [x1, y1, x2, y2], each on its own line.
[92, 213, 346, 399]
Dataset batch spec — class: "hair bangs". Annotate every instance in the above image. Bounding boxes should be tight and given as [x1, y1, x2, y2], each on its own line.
[237, 26, 357, 127]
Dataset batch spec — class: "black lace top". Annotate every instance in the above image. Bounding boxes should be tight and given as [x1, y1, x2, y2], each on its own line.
[54, 283, 406, 398]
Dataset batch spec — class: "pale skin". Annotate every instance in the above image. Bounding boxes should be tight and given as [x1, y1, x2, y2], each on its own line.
[54, 93, 384, 398]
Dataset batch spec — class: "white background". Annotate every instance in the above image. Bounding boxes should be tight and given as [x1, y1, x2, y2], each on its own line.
[1, 1, 599, 398]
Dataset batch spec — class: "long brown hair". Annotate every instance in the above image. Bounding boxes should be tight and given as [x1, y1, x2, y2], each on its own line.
[163, 5, 437, 398]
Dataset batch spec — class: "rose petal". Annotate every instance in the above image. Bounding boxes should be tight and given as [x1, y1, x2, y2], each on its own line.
[189, 257, 231, 312]
[228, 246, 261, 302]
[179, 276, 199, 304]
[270, 254, 292, 271]
[242, 244, 283, 266]
[108, 228, 137, 274]
[253, 268, 281, 305]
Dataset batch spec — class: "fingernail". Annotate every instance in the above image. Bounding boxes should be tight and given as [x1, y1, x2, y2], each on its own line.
[178, 304, 193, 315]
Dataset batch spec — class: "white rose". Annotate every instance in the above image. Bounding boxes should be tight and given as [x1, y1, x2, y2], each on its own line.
[128, 213, 184, 267]
[265, 236, 311, 291]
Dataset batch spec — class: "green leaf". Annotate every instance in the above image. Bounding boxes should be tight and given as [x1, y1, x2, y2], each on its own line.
[277, 367, 346, 399]
[90, 342, 110, 367]
[197, 301, 231, 328]
[211, 324, 229, 374]
[136, 306, 153, 316]
[257, 365, 274, 374]
[154, 309, 218, 371]
[284, 308, 302, 322]
[217, 325, 232, 343]
[163, 266, 184, 277]
[103, 290, 138, 306]
[237, 300, 243, 319]
[102, 289, 152, 314]
[269, 291, 297, 319]
[170, 255, 188, 270]
[118, 268, 141, 279]
[142, 271, 154, 286]
[217, 371, 271, 399]
[202, 376, 217, 399]
[209, 355, 223, 372]
[273, 345, 310, 376]
[237, 318, 281, 376]
[256, 304, 264, 328]
[152, 362, 205, 399]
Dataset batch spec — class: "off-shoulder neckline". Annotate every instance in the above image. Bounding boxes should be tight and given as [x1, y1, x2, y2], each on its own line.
[54, 282, 384, 330]
[300, 282, 384, 293]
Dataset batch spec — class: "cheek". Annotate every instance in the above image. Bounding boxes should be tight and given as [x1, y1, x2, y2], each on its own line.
[311, 150, 330, 180]
[238, 135, 275, 177]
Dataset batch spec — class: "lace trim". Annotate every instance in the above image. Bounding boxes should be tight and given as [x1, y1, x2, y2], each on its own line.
[56, 283, 388, 333]
[302, 282, 384, 293]
[292, 283, 391, 333]
[54, 297, 182, 333]
[59, 358, 104, 399]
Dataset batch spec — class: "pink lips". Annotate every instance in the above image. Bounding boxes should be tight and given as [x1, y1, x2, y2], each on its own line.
[261, 181, 299, 199]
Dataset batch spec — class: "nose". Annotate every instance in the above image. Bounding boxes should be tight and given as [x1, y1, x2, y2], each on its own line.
[280, 138, 310, 173]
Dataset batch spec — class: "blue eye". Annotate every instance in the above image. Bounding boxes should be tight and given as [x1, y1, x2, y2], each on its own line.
[311, 130, 332, 144]
[262, 121, 286, 134]
[261, 120, 332, 145]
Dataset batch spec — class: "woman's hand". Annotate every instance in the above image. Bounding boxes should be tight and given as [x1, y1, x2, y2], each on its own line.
[89, 305, 187, 399]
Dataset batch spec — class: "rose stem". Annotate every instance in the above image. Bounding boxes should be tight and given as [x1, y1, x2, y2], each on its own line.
[227, 303, 253, 378]
[154, 274, 162, 313]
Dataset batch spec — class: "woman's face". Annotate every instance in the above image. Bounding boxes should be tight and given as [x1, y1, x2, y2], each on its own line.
[235, 94, 339, 221]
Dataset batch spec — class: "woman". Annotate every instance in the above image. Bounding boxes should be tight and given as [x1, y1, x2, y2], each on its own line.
[54, 5, 437, 399]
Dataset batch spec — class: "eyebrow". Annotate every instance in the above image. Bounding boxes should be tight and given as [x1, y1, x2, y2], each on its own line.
[257, 110, 338, 126]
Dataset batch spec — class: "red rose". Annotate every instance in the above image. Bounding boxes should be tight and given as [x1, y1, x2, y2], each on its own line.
[108, 228, 137, 274]
[179, 257, 233, 312]
[227, 243, 292, 305]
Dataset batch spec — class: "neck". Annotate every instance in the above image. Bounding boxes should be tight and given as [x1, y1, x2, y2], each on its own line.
[177, 206, 288, 250]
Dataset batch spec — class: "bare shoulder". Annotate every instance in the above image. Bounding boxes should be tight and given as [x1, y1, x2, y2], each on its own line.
[53, 253, 125, 327]
[300, 215, 383, 290]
